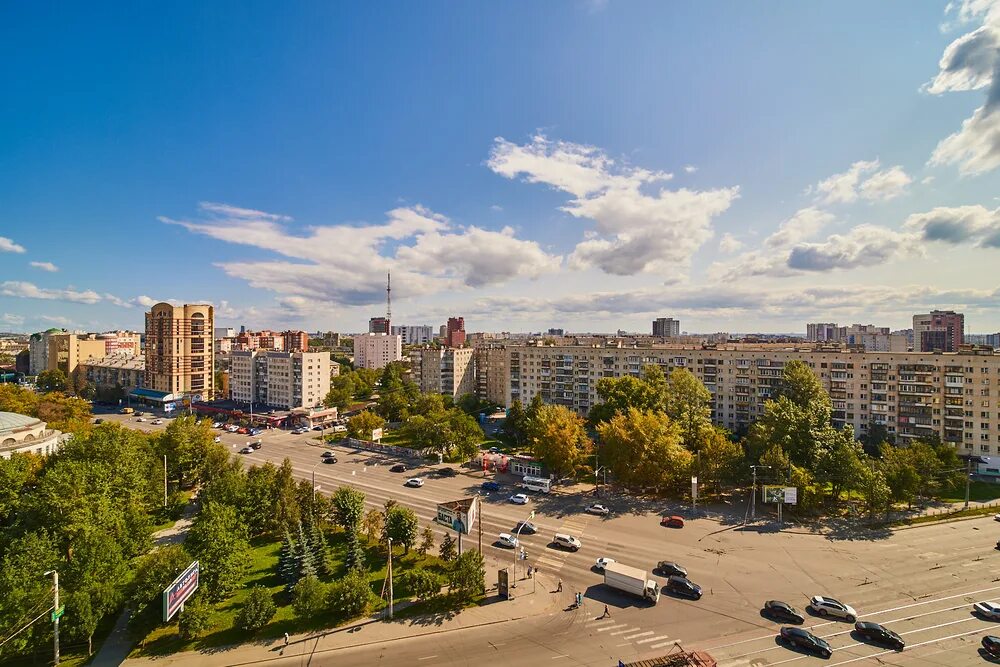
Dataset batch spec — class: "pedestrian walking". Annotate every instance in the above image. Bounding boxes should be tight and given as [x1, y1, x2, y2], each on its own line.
[602, 604, 611, 619]
[284, 632, 289, 646]
[557, 579, 563, 592]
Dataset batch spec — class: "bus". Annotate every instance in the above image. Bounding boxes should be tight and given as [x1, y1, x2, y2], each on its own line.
[522, 475, 552, 493]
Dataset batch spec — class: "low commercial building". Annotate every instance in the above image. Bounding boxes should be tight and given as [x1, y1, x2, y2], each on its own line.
[410, 346, 475, 398]
[79, 354, 145, 399]
[230, 350, 331, 410]
[0, 411, 71, 459]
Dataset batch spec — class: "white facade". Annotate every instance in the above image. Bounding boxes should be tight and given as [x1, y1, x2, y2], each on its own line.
[391, 325, 435, 345]
[229, 350, 331, 410]
[0, 412, 70, 459]
[410, 347, 476, 397]
[355, 333, 402, 370]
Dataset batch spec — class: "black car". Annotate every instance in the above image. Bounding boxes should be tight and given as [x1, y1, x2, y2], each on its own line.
[655, 561, 687, 577]
[249, 440, 262, 450]
[780, 627, 832, 658]
[764, 600, 805, 624]
[390, 463, 407, 473]
[854, 622, 903, 650]
[322, 456, 338, 464]
[983, 635, 1000, 658]
[665, 575, 702, 600]
[437, 467, 457, 477]
[515, 521, 537, 534]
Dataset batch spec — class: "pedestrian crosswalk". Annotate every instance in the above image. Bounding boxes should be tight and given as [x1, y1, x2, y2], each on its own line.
[582, 617, 675, 653]
[533, 514, 593, 573]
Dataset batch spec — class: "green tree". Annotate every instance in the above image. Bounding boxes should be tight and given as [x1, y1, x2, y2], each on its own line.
[588, 375, 658, 425]
[331, 486, 367, 531]
[292, 574, 328, 618]
[324, 375, 355, 411]
[813, 428, 865, 500]
[449, 550, 485, 601]
[376, 389, 411, 423]
[36, 368, 68, 392]
[347, 411, 386, 440]
[881, 445, 921, 507]
[236, 586, 276, 634]
[399, 569, 444, 599]
[417, 527, 435, 556]
[385, 505, 419, 554]
[362, 508, 384, 543]
[858, 460, 892, 521]
[0, 531, 60, 654]
[439, 533, 457, 561]
[275, 458, 301, 529]
[157, 414, 217, 489]
[243, 462, 278, 537]
[664, 369, 713, 451]
[187, 502, 252, 601]
[178, 593, 213, 640]
[503, 399, 529, 446]
[327, 569, 372, 620]
[697, 427, 744, 491]
[344, 527, 367, 572]
[527, 404, 592, 479]
[127, 544, 191, 635]
[776, 359, 829, 410]
[597, 408, 692, 492]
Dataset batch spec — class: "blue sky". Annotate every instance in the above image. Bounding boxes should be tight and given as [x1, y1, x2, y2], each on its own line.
[2, 1, 1000, 334]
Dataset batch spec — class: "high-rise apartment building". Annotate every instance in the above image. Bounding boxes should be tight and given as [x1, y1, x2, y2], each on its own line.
[806, 323, 839, 342]
[652, 317, 681, 337]
[391, 325, 435, 345]
[281, 330, 309, 352]
[445, 317, 466, 347]
[914, 310, 964, 352]
[229, 350, 331, 409]
[144, 302, 214, 400]
[28, 328, 67, 375]
[496, 342, 1000, 460]
[410, 347, 475, 398]
[368, 317, 390, 334]
[474, 346, 508, 405]
[354, 333, 402, 370]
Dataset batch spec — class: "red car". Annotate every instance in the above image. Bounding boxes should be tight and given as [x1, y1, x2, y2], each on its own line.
[237, 426, 249, 434]
[661, 515, 685, 528]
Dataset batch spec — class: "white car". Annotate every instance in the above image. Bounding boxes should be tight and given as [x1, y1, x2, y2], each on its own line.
[994, 513, 1000, 522]
[809, 596, 858, 622]
[594, 557, 616, 571]
[509, 493, 529, 505]
[406, 477, 425, 488]
[975, 601, 1000, 619]
[586, 504, 611, 516]
[497, 533, 519, 548]
[135, 417, 145, 422]
[151, 419, 163, 425]
[213, 436, 222, 443]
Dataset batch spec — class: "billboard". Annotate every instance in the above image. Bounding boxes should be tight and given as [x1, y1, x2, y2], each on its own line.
[435, 497, 479, 535]
[163, 561, 199, 621]
[371, 428, 383, 440]
[763, 486, 797, 504]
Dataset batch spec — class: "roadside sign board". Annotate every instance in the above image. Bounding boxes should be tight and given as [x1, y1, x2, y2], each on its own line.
[371, 428, 383, 441]
[763, 485, 784, 503]
[691, 476, 698, 502]
[51, 605, 65, 621]
[784, 487, 798, 505]
[163, 560, 200, 621]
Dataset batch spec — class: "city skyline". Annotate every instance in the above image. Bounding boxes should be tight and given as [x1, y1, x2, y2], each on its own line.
[3, 1, 1000, 334]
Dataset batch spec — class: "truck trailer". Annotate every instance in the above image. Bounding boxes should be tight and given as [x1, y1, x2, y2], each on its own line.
[604, 562, 660, 604]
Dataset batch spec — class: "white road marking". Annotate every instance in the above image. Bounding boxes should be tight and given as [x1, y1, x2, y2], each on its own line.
[649, 641, 675, 650]
[636, 635, 672, 644]
[828, 627, 985, 666]
[418, 656, 438, 661]
[609, 627, 640, 636]
[550, 655, 568, 660]
[587, 618, 617, 627]
[623, 631, 654, 640]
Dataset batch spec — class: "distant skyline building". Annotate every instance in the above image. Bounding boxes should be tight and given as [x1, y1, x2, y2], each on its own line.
[229, 349, 331, 410]
[652, 317, 680, 337]
[410, 346, 475, 398]
[965, 332, 1000, 348]
[144, 302, 214, 400]
[806, 323, 839, 342]
[354, 332, 402, 369]
[445, 317, 466, 347]
[391, 325, 434, 345]
[368, 317, 390, 334]
[913, 310, 964, 352]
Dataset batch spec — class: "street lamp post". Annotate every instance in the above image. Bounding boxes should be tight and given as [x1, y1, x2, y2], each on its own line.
[511, 510, 535, 589]
[43, 570, 59, 665]
[965, 456, 990, 510]
[311, 460, 324, 517]
[749, 464, 771, 521]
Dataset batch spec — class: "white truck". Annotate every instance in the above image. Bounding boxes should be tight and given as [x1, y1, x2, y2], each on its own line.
[604, 562, 660, 604]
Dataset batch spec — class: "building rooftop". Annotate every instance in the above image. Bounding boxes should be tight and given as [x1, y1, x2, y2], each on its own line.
[0, 412, 41, 433]
[83, 354, 145, 370]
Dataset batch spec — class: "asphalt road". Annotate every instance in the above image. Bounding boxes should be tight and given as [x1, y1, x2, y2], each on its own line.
[101, 412, 1000, 666]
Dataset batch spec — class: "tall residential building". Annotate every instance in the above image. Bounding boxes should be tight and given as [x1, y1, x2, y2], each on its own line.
[806, 323, 840, 342]
[498, 342, 1000, 460]
[445, 317, 466, 347]
[354, 333, 402, 370]
[410, 347, 475, 398]
[281, 330, 309, 352]
[144, 302, 214, 400]
[28, 328, 67, 375]
[966, 333, 1000, 349]
[214, 327, 236, 339]
[914, 310, 964, 352]
[368, 317, 390, 334]
[652, 317, 681, 337]
[391, 325, 435, 345]
[229, 350, 331, 409]
[474, 346, 508, 405]
[47, 332, 117, 377]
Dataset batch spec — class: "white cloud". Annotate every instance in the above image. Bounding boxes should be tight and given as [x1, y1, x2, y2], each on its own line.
[926, 1, 1000, 175]
[489, 135, 738, 276]
[786, 224, 919, 271]
[922, 175, 936, 185]
[718, 233, 743, 254]
[1, 313, 25, 327]
[0, 237, 26, 254]
[712, 207, 834, 279]
[29, 261, 59, 272]
[683, 165, 698, 174]
[38, 315, 74, 326]
[763, 207, 835, 249]
[490, 204, 504, 212]
[134, 295, 160, 308]
[903, 204, 1000, 246]
[165, 201, 559, 307]
[811, 160, 912, 204]
[0, 281, 103, 304]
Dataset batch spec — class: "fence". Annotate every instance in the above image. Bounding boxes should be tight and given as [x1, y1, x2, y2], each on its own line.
[342, 437, 425, 460]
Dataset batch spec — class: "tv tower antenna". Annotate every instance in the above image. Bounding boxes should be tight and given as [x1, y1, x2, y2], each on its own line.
[386, 271, 392, 327]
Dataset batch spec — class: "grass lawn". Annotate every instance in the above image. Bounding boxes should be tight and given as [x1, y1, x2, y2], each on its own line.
[135, 526, 454, 657]
[938, 480, 1000, 504]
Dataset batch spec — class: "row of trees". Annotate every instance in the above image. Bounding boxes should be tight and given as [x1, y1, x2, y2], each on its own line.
[0, 382, 94, 435]
[323, 367, 381, 410]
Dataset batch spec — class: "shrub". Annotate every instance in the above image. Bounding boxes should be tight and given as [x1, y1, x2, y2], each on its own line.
[235, 586, 276, 633]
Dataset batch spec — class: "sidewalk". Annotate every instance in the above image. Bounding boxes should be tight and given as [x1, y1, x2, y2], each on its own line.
[90, 494, 200, 667]
[122, 573, 567, 667]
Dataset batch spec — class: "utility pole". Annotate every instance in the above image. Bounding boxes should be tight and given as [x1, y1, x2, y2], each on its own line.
[477, 495, 483, 556]
[44, 570, 59, 665]
[749, 464, 771, 521]
[163, 454, 168, 507]
[387, 537, 394, 620]
[965, 456, 973, 510]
